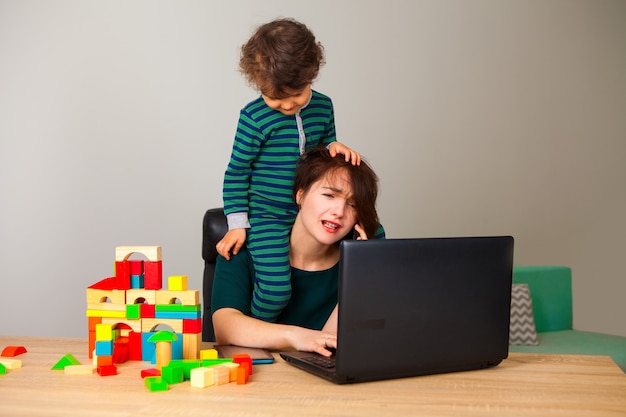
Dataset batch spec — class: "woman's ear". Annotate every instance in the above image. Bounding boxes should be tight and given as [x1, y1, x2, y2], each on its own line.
[295, 189, 304, 206]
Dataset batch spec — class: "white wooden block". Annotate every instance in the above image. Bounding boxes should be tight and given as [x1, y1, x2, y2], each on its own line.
[0, 358, 22, 369]
[190, 367, 215, 388]
[64, 365, 95, 375]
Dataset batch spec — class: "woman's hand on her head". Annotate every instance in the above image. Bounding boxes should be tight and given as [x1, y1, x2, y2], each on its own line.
[216, 229, 247, 260]
[353, 224, 368, 241]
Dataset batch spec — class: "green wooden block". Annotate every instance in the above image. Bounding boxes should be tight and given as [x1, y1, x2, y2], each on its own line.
[126, 304, 141, 319]
[144, 376, 168, 392]
[0, 362, 6, 375]
[51, 353, 81, 370]
[161, 364, 184, 384]
[155, 304, 201, 313]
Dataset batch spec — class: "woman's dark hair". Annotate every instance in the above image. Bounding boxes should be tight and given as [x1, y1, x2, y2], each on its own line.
[293, 147, 380, 239]
[240, 18, 325, 99]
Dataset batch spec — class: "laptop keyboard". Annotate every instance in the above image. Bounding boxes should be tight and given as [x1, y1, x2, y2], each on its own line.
[302, 355, 336, 368]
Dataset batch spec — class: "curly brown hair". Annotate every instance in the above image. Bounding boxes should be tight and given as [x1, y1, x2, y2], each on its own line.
[240, 18, 325, 99]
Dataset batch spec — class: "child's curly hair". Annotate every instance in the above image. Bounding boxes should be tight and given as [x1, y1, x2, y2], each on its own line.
[240, 18, 325, 99]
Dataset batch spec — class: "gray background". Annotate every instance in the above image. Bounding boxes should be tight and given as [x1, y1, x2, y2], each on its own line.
[1, 0, 624, 337]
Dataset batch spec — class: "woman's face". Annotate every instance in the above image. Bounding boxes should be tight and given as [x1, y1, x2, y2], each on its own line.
[296, 169, 358, 245]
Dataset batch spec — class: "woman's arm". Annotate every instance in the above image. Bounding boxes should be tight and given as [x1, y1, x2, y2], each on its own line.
[213, 308, 336, 357]
[321, 304, 338, 335]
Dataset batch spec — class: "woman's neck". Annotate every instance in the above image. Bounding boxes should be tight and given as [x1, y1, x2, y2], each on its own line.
[289, 223, 340, 271]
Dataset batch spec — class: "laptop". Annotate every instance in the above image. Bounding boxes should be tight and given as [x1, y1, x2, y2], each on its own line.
[280, 236, 514, 384]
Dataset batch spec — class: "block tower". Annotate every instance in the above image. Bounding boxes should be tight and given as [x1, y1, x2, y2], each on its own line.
[86, 246, 202, 371]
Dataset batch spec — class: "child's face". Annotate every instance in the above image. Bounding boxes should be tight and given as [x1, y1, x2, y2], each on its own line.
[262, 85, 312, 116]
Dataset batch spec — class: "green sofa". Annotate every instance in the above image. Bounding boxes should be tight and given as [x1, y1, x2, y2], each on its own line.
[509, 266, 626, 373]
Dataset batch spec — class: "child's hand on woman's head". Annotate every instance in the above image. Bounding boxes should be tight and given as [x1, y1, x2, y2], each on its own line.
[216, 228, 247, 260]
[328, 141, 361, 166]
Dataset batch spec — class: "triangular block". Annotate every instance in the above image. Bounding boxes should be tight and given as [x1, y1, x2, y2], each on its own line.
[51, 353, 81, 370]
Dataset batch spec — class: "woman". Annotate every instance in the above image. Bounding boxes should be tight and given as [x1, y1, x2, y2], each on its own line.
[211, 146, 380, 357]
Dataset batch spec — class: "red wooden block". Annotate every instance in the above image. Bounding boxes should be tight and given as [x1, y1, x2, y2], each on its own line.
[144, 260, 162, 290]
[97, 364, 117, 376]
[1, 346, 27, 357]
[115, 261, 131, 290]
[141, 368, 161, 378]
[128, 331, 143, 361]
[141, 303, 155, 318]
[183, 318, 202, 334]
[88, 277, 117, 290]
[232, 354, 253, 375]
[129, 259, 144, 275]
[113, 337, 130, 363]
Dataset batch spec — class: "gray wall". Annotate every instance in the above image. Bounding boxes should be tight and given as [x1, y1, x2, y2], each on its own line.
[1, 0, 625, 338]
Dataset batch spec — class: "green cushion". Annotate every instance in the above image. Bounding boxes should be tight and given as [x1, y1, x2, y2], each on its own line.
[512, 266, 573, 332]
[509, 330, 626, 373]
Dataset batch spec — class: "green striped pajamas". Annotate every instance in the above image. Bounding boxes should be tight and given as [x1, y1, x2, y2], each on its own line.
[223, 90, 337, 321]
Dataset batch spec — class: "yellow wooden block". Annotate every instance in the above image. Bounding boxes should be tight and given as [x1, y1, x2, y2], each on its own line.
[200, 349, 218, 360]
[87, 303, 126, 312]
[141, 318, 183, 333]
[155, 290, 199, 306]
[86, 288, 125, 305]
[95, 323, 113, 341]
[190, 367, 215, 388]
[115, 246, 161, 262]
[183, 333, 201, 360]
[64, 365, 95, 375]
[168, 275, 188, 291]
[0, 358, 22, 369]
[86, 309, 126, 319]
[126, 289, 156, 304]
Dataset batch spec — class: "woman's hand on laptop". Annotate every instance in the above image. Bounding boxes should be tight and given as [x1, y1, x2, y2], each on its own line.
[290, 328, 337, 357]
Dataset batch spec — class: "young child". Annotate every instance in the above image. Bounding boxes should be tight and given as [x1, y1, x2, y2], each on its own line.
[217, 18, 366, 322]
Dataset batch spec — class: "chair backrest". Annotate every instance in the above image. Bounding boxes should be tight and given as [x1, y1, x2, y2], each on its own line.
[512, 266, 573, 332]
[202, 207, 228, 342]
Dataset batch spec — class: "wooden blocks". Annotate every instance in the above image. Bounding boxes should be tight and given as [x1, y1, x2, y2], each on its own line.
[168, 275, 188, 291]
[1, 346, 27, 357]
[85, 245, 203, 375]
[64, 364, 95, 375]
[51, 353, 81, 370]
[190, 367, 215, 388]
[0, 358, 22, 370]
[115, 246, 162, 262]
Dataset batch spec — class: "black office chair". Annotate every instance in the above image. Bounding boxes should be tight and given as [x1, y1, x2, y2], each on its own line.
[201, 207, 228, 342]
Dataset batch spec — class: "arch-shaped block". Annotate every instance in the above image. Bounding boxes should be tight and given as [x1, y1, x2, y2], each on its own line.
[115, 246, 162, 262]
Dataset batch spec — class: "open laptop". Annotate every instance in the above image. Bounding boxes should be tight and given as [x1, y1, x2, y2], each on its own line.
[280, 236, 514, 384]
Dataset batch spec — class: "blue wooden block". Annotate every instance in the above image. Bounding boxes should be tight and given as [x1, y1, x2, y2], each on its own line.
[131, 274, 144, 289]
[154, 311, 202, 319]
[95, 340, 113, 356]
[142, 332, 183, 363]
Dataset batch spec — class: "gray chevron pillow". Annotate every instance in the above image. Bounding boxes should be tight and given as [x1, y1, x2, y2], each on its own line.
[509, 284, 539, 345]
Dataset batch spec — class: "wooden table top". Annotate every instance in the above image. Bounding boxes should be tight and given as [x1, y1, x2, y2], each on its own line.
[1, 335, 625, 416]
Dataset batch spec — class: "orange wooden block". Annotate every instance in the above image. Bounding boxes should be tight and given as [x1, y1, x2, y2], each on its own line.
[236, 366, 248, 384]
[96, 355, 113, 367]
